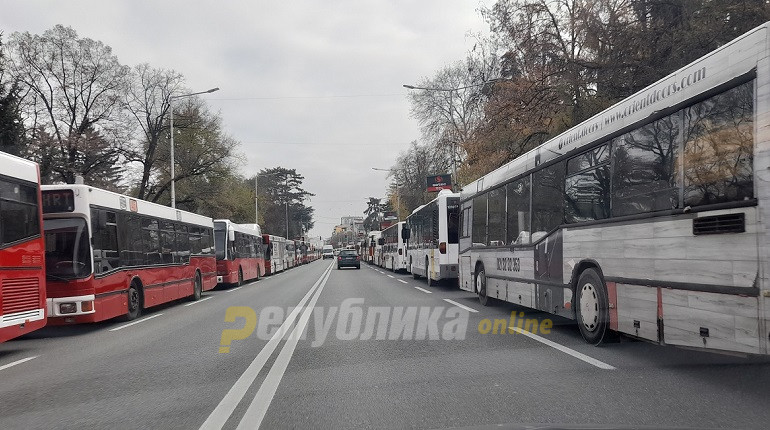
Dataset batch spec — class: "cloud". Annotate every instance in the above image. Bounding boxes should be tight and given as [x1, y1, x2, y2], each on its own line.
[1, 0, 488, 238]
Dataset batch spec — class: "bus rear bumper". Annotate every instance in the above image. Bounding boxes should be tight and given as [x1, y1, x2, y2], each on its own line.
[47, 294, 96, 318]
[438, 264, 459, 279]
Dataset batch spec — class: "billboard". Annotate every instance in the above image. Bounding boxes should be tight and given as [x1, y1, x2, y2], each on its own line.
[426, 174, 452, 192]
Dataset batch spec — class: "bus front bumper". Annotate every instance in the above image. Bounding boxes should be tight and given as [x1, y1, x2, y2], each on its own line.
[47, 294, 96, 318]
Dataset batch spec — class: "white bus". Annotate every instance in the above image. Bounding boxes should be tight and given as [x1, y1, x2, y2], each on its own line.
[406, 190, 460, 286]
[459, 23, 770, 355]
[41, 184, 217, 323]
[381, 221, 408, 272]
[262, 234, 286, 275]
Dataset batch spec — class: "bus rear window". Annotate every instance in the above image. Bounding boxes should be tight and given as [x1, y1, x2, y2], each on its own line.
[446, 198, 459, 244]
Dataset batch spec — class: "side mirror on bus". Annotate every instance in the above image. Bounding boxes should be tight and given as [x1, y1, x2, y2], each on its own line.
[228, 229, 235, 242]
[377, 238, 384, 246]
[401, 226, 411, 241]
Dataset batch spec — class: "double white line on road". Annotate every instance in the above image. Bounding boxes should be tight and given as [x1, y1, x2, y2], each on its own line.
[200, 262, 334, 430]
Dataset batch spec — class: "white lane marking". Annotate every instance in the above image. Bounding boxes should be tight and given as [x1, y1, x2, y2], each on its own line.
[108, 313, 164, 332]
[376, 270, 383, 274]
[397, 279, 408, 284]
[226, 286, 243, 293]
[442, 299, 478, 313]
[387, 274, 394, 278]
[184, 296, 213, 307]
[0, 356, 37, 371]
[236, 264, 332, 429]
[508, 326, 615, 370]
[414, 286, 432, 294]
[200, 262, 334, 430]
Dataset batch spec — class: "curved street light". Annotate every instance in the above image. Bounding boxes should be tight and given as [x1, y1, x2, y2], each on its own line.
[402, 79, 508, 190]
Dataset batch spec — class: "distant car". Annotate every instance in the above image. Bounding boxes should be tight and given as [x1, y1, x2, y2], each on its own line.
[322, 245, 334, 259]
[337, 249, 360, 269]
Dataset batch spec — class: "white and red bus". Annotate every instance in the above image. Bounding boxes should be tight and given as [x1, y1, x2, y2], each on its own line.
[285, 240, 297, 269]
[42, 184, 217, 323]
[0, 153, 47, 342]
[364, 231, 381, 265]
[262, 234, 286, 275]
[214, 220, 264, 287]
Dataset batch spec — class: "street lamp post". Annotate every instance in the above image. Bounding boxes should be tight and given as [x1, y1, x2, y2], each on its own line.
[169, 87, 219, 208]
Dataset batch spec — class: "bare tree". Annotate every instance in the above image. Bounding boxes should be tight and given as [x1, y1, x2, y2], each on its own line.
[145, 97, 241, 207]
[388, 141, 451, 217]
[407, 50, 498, 185]
[7, 25, 130, 184]
[124, 63, 185, 199]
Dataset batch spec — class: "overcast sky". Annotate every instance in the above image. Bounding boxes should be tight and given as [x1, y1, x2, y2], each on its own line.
[1, 0, 489, 239]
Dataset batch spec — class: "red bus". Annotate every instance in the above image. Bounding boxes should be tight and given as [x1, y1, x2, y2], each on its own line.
[262, 234, 286, 275]
[0, 153, 46, 342]
[214, 220, 265, 286]
[41, 184, 217, 323]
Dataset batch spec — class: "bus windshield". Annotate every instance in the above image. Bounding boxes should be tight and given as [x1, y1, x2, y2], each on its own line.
[44, 218, 92, 280]
[214, 226, 227, 260]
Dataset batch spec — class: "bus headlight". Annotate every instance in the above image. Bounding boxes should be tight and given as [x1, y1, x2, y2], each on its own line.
[59, 303, 77, 314]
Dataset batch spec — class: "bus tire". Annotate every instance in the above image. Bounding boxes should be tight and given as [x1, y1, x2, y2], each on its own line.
[191, 271, 202, 301]
[426, 257, 433, 287]
[475, 264, 490, 306]
[124, 280, 142, 321]
[237, 267, 243, 287]
[576, 268, 609, 345]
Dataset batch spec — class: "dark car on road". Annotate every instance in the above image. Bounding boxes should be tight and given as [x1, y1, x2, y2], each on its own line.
[337, 249, 360, 269]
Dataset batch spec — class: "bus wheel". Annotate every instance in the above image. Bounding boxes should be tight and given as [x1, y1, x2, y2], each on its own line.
[125, 281, 142, 321]
[191, 272, 202, 301]
[237, 267, 244, 287]
[476, 265, 490, 306]
[576, 268, 609, 345]
[425, 257, 433, 287]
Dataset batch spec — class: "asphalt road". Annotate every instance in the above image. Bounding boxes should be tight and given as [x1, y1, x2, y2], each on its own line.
[1, 260, 770, 429]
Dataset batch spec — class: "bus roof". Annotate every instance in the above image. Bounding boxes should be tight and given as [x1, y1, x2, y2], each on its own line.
[214, 219, 262, 236]
[41, 184, 213, 228]
[0, 152, 39, 184]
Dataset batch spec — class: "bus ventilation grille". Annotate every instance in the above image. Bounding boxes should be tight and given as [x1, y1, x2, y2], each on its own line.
[693, 213, 745, 235]
[1, 277, 40, 314]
